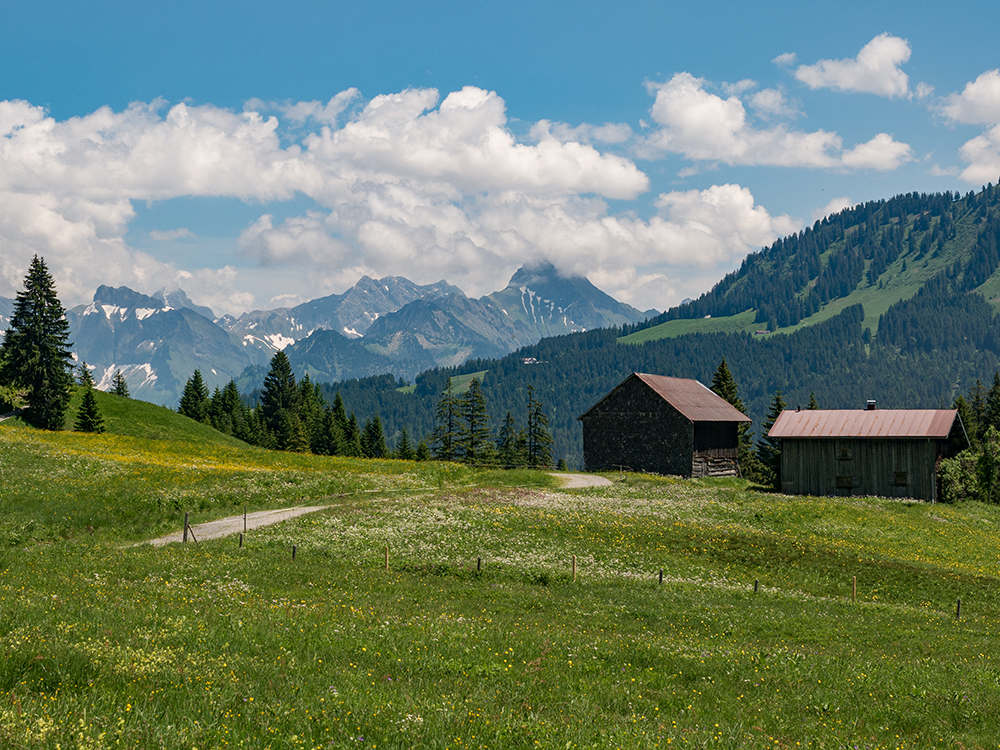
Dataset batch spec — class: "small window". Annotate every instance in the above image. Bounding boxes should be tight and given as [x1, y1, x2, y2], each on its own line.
[838, 448, 853, 460]
[893, 471, 908, 486]
[837, 475, 854, 489]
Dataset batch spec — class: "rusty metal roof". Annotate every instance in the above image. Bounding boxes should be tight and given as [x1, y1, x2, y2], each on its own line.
[580, 373, 751, 423]
[768, 409, 959, 439]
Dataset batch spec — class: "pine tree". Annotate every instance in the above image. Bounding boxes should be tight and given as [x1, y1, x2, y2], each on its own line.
[497, 412, 527, 468]
[324, 408, 346, 455]
[77, 362, 96, 389]
[526, 385, 553, 468]
[74, 386, 105, 433]
[111, 370, 130, 398]
[459, 378, 491, 463]
[415, 439, 431, 461]
[342, 413, 363, 456]
[260, 351, 300, 448]
[396, 426, 415, 460]
[0, 255, 75, 430]
[757, 389, 786, 489]
[361, 415, 387, 458]
[432, 379, 462, 461]
[710, 358, 756, 477]
[281, 412, 310, 453]
[808, 391, 819, 410]
[178, 370, 210, 423]
[298, 375, 326, 452]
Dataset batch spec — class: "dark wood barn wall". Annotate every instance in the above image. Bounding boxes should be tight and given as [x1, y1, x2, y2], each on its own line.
[781, 438, 939, 501]
[581, 378, 693, 475]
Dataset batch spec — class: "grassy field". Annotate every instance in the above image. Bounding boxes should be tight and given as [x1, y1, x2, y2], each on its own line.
[3, 403, 1000, 748]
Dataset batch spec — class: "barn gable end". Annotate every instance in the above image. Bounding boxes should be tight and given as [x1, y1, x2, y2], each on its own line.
[578, 373, 751, 477]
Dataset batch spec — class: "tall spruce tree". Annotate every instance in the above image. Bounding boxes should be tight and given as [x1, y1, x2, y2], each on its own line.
[361, 415, 387, 458]
[260, 351, 300, 447]
[432, 379, 462, 461]
[496, 411, 523, 467]
[710, 358, 756, 477]
[459, 378, 491, 463]
[178, 370, 210, 423]
[395, 426, 415, 460]
[526, 385, 553, 468]
[0, 255, 75, 430]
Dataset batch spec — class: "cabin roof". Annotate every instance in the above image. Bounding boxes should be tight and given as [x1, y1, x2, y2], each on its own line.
[768, 409, 961, 439]
[579, 373, 752, 423]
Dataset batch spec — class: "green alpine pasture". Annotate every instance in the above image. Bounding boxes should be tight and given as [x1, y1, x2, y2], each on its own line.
[3, 399, 1000, 748]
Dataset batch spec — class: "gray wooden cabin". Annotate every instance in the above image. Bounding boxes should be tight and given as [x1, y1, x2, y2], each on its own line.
[578, 373, 752, 477]
[768, 405, 968, 501]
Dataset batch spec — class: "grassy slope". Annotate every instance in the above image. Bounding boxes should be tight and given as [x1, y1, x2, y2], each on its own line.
[2, 404, 1000, 747]
[621, 206, 990, 344]
[0, 394, 541, 543]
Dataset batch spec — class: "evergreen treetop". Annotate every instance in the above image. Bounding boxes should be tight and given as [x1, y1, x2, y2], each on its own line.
[111, 370, 130, 398]
[74, 386, 105, 433]
[178, 370, 210, 423]
[77, 362, 96, 389]
[0, 255, 75, 430]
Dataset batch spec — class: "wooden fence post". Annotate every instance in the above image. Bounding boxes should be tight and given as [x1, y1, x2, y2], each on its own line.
[239, 533, 243, 549]
[292, 545, 297, 560]
[659, 569, 663, 585]
[852, 576, 857, 603]
[754, 579, 758, 593]
[477, 556, 481, 572]
[183, 512, 189, 544]
[957, 598, 962, 620]
[572, 555, 577, 582]
[244, 504, 247, 533]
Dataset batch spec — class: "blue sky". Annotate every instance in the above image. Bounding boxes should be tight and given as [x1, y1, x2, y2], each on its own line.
[2, 1, 1000, 315]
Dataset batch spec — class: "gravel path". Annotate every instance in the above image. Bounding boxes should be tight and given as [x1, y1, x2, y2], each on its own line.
[550, 472, 613, 488]
[143, 473, 612, 546]
[144, 505, 330, 547]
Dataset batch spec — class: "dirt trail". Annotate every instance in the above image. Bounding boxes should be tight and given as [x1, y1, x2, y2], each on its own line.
[144, 505, 330, 547]
[549, 472, 613, 489]
[144, 473, 613, 546]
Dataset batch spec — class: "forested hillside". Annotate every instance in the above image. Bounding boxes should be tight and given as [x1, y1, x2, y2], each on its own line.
[315, 184, 1000, 468]
[624, 183, 1000, 337]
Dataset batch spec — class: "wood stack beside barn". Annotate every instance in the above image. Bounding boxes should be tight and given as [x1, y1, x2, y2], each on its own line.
[578, 373, 751, 477]
[768, 403, 969, 501]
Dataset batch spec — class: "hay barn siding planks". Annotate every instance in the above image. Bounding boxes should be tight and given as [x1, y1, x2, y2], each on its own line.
[578, 373, 751, 477]
[770, 408, 969, 502]
[780, 437, 940, 500]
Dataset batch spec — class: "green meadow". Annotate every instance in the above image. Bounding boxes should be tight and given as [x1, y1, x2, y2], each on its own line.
[3, 394, 1000, 748]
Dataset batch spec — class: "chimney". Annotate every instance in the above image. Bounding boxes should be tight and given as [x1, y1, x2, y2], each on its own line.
[866, 400, 877, 411]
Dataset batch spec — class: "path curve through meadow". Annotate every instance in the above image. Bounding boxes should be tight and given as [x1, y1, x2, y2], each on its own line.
[145, 505, 330, 547]
[550, 472, 613, 489]
[145, 473, 613, 546]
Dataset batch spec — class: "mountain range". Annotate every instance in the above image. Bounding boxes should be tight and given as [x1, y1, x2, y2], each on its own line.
[0, 262, 654, 406]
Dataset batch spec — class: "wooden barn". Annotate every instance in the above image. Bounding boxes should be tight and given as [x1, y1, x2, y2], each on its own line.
[578, 373, 752, 477]
[768, 404, 969, 501]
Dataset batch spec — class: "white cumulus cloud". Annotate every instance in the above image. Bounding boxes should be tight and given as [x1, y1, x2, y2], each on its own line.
[794, 33, 911, 98]
[941, 69, 1000, 125]
[636, 73, 911, 170]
